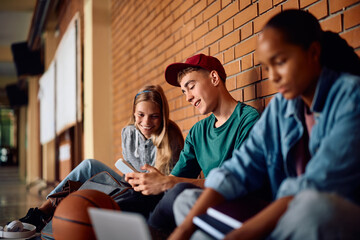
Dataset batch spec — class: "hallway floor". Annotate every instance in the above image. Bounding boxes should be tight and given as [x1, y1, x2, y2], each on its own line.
[0, 166, 49, 229]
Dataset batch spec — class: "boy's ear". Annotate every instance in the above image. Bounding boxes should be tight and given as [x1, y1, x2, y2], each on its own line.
[210, 70, 221, 86]
[309, 41, 321, 63]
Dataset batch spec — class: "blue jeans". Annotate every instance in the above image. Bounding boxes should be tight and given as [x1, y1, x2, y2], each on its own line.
[173, 189, 360, 240]
[47, 159, 123, 198]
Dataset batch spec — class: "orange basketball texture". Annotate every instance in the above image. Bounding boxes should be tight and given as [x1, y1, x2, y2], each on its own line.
[52, 189, 120, 240]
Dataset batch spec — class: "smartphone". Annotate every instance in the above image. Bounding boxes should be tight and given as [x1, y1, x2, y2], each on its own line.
[115, 158, 139, 174]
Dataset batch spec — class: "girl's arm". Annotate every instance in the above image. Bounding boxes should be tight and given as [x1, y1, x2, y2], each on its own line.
[125, 165, 205, 195]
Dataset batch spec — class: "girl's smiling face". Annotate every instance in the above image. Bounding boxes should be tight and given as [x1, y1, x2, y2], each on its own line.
[134, 101, 162, 139]
[258, 27, 321, 106]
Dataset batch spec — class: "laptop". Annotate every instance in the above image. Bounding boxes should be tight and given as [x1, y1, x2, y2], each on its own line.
[88, 208, 152, 240]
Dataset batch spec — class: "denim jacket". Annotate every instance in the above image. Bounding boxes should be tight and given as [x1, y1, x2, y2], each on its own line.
[205, 68, 360, 204]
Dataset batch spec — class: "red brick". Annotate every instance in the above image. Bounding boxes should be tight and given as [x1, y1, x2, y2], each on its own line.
[192, 0, 207, 17]
[209, 42, 220, 55]
[196, 37, 205, 51]
[344, 4, 360, 29]
[205, 26, 223, 45]
[171, 16, 185, 33]
[261, 65, 269, 80]
[193, 22, 209, 40]
[223, 47, 235, 63]
[308, 0, 328, 20]
[329, 0, 359, 14]
[223, 19, 234, 35]
[184, 105, 195, 118]
[170, 0, 183, 12]
[185, 34, 193, 46]
[208, 15, 219, 30]
[218, 1, 239, 24]
[219, 30, 240, 51]
[356, 48, 360, 58]
[259, 0, 273, 14]
[222, 0, 233, 8]
[257, 79, 277, 97]
[195, 14, 204, 27]
[241, 53, 253, 70]
[234, 3, 258, 28]
[241, 22, 253, 40]
[174, 0, 194, 20]
[182, 116, 200, 131]
[203, 0, 221, 20]
[243, 85, 256, 101]
[282, 0, 300, 10]
[183, 19, 196, 36]
[182, 42, 197, 59]
[340, 26, 360, 49]
[235, 35, 257, 58]
[172, 109, 185, 121]
[236, 67, 261, 87]
[224, 60, 240, 76]
[230, 88, 243, 101]
[264, 95, 274, 107]
[184, 10, 192, 23]
[320, 14, 342, 33]
[274, 0, 286, 5]
[226, 76, 236, 91]
[246, 99, 264, 112]
[240, 0, 252, 10]
[300, 0, 318, 8]
[253, 6, 281, 33]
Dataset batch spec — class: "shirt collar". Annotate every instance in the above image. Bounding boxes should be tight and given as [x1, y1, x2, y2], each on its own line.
[284, 67, 339, 118]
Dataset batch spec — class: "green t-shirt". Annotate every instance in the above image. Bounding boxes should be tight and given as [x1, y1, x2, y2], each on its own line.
[171, 102, 259, 178]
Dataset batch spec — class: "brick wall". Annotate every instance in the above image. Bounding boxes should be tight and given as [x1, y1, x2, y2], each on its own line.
[111, 0, 360, 160]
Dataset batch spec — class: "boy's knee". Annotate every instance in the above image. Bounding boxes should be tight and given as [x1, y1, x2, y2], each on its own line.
[173, 188, 203, 226]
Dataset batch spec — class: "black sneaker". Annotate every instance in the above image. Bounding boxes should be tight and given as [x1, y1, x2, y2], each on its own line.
[18, 208, 51, 232]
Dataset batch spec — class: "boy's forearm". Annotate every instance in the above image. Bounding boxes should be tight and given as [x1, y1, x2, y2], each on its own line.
[164, 175, 206, 191]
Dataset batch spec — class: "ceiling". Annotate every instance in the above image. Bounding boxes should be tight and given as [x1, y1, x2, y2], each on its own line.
[0, 0, 36, 86]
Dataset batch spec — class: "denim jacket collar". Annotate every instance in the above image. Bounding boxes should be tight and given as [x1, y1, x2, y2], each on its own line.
[284, 67, 340, 119]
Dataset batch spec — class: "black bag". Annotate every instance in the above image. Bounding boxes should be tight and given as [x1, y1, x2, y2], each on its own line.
[41, 171, 163, 240]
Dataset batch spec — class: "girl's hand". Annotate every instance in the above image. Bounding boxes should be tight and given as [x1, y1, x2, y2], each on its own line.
[126, 164, 173, 195]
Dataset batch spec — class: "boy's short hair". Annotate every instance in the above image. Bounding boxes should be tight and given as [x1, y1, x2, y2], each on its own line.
[177, 67, 209, 84]
[165, 54, 227, 87]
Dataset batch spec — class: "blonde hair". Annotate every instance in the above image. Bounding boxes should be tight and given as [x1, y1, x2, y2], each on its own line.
[129, 85, 183, 175]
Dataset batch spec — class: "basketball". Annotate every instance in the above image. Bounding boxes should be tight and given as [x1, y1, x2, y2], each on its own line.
[52, 189, 120, 240]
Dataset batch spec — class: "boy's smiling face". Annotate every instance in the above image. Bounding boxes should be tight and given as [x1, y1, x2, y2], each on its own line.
[180, 69, 218, 115]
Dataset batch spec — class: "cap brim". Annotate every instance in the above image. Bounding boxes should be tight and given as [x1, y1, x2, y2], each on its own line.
[165, 62, 200, 87]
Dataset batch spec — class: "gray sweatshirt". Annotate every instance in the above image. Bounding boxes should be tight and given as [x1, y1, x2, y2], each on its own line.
[121, 125, 156, 172]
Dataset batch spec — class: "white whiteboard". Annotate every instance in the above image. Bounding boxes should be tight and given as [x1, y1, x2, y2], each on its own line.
[39, 61, 55, 144]
[55, 21, 77, 133]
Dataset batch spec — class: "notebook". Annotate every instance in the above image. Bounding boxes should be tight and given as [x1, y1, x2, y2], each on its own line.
[88, 208, 152, 240]
[193, 196, 269, 239]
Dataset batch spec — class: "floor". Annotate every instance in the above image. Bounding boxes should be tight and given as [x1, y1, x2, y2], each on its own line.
[0, 166, 50, 228]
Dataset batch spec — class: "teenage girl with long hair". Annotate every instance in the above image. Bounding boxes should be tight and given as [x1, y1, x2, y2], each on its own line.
[16, 84, 184, 232]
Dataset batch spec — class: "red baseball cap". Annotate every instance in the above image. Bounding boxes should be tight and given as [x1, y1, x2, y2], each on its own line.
[165, 54, 227, 87]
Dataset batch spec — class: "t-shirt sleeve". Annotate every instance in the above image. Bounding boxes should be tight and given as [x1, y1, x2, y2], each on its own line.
[234, 106, 260, 150]
[170, 129, 202, 178]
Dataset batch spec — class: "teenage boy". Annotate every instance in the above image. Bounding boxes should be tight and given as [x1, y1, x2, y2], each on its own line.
[125, 53, 259, 230]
